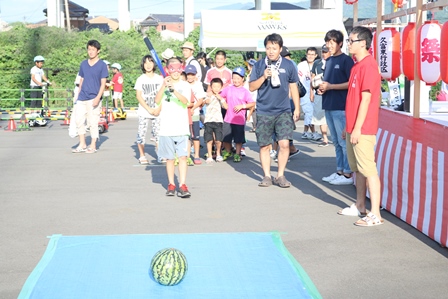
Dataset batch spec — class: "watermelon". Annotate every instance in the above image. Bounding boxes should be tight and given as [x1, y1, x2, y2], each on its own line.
[150, 248, 188, 286]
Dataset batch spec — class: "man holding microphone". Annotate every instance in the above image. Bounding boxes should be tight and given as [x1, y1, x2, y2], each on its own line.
[249, 33, 300, 188]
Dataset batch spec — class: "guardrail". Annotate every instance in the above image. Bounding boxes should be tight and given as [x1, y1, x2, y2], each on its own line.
[0, 86, 73, 120]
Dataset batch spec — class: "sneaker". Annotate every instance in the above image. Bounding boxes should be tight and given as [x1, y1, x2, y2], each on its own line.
[301, 132, 308, 139]
[206, 157, 214, 164]
[240, 148, 246, 156]
[270, 150, 277, 159]
[166, 184, 176, 196]
[187, 157, 194, 166]
[322, 172, 339, 182]
[289, 149, 301, 158]
[233, 154, 241, 162]
[305, 132, 314, 139]
[194, 158, 202, 165]
[222, 149, 233, 161]
[177, 184, 191, 198]
[318, 142, 329, 147]
[311, 132, 322, 141]
[215, 155, 223, 162]
[329, 175, 354, 185]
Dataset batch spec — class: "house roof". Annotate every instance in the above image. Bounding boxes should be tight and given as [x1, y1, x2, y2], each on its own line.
[144, 14, 184, 24]
[249, 2, 306, 10]
[43, 1, 89, 18]
[88, 16, 119, 30]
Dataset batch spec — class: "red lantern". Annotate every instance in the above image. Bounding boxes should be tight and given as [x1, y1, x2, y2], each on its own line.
[344, 0, 358, 4]
[377, 28, 401, 81]
[401, 22, 415, 80]
[417, 21, 442, 86]
[441, 22, 448, 84]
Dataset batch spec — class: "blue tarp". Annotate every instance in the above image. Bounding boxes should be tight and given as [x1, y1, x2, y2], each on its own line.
[19, 232, 321, 299]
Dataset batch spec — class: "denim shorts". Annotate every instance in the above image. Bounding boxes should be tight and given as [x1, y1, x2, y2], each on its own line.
[158, 136, 189, 160]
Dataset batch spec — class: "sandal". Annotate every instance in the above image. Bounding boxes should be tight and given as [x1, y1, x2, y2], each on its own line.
[85, 148, 97, 154]
[258, 176, 272, 187]
[337, 204, 367, 217]
[354, 212, 384, 227]
[274, 176, 291, 188]
[72, 147, 86, 153]
[139, 156, 149, 165]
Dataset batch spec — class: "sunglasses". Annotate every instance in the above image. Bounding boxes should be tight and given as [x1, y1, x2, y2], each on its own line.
[167, 64, 183, 73]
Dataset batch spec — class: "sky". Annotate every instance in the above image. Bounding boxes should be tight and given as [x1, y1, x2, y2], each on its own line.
[0, 0, 275, 23]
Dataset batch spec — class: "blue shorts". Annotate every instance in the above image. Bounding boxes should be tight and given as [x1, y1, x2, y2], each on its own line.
[158, 136, 189, 160]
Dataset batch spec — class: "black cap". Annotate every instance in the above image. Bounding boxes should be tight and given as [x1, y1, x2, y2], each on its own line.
[322, 44, 329, 53]
[280, 46, 291, 57]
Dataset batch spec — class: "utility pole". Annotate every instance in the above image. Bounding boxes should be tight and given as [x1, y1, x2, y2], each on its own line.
[64, 0, 71, 31]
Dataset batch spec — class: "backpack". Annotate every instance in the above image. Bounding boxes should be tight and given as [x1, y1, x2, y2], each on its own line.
[188, 58, 207, 91]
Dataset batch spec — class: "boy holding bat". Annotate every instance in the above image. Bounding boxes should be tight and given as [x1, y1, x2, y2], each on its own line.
[154, 57, 193, 198]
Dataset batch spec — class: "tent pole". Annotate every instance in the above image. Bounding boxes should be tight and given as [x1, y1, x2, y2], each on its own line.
[413, 0, 423, 118]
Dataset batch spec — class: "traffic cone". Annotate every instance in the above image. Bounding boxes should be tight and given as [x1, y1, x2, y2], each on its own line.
[60, 110, 70, 126]
[5, 117, 17, 131]
[61, 117, 70, 126]
[108, 109, 116, 123]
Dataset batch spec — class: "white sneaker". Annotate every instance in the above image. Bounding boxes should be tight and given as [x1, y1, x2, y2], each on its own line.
[330, 175, 354, 185]
[216, 155, 223, 162]
[306, 132, 314, 139]
[301, 132, 308, 139]
[240, 148, 246, 156]
[270, 150, 277, 159]
[312, 132, 322, 141]
[322, 172, 339, 182]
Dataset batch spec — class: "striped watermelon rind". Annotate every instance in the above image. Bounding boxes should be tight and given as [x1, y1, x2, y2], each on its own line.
[150, 248, 188, 286]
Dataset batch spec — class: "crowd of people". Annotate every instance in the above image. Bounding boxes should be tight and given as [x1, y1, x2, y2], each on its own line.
[66, 27, 383, 226]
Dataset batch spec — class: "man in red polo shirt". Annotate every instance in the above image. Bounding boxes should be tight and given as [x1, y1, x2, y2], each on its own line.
[340, 26, 383, 227]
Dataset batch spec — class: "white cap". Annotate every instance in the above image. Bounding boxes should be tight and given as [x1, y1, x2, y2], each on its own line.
[161, 48, 174, 60]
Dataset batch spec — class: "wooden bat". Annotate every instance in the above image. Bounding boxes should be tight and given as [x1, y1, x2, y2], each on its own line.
[143, 37, 166, 77]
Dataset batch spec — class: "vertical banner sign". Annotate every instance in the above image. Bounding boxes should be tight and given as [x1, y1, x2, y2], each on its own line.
[378, 28, 400, 81]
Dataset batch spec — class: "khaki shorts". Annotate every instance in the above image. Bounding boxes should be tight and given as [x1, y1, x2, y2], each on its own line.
[346, 133, 378, 177]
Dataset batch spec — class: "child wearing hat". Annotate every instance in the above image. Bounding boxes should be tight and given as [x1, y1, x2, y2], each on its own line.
[111, 63, 124, 110]
[220, 67, 255, 162]
[184, 64, 206, 164]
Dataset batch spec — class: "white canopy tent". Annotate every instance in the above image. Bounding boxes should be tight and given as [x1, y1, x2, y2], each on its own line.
[199, 9, 348, 51]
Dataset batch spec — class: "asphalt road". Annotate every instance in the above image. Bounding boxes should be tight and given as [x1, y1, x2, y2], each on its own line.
[1, 117, 447, 299]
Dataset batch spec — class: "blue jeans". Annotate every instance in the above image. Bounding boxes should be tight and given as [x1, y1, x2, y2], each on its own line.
[325, 110, 351, 174]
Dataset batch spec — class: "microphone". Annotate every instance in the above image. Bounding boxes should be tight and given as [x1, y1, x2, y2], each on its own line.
[267, 59, 272, 82]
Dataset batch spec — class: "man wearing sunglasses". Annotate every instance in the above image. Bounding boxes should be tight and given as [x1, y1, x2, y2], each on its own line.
[154, 57, 193, 198]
